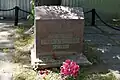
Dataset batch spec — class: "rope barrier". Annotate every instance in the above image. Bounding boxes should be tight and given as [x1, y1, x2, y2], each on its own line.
[19, 8, 33, 16]
[84, 10, 92, 14]
[0, 7, 33, 15]
[0, 6, 120, 31]
[0, 7, 15, 11]
[84, 9, 120, 31]
[0, 6, 33, 26]
[95, 12, 120, 31]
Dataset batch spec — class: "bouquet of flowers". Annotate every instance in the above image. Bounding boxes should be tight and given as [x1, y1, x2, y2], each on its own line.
[60, 59, 80, 80]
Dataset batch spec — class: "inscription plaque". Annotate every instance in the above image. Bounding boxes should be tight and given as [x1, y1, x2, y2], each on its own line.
[35, 6, 84, 56]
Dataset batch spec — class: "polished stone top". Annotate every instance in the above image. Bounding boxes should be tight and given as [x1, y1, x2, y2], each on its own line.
[35, 6, 84, 20]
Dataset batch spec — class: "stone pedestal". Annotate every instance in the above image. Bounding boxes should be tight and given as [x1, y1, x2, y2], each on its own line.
[31, 6, 91, 68]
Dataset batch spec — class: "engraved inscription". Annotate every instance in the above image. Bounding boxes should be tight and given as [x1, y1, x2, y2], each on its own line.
[53, 45, 69, 49]
[40, 33, 80, 49]
[41, 38, 80, 45]
[48, 34, 73, 39]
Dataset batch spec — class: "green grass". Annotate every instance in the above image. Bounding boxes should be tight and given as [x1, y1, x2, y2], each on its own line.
[13, 66, 117, 80]
[36, 68, 116, 80]
[0, 48, 10, 53]
[13, 25, 34, 64]
[15, 34, 33, 48]
[13, 67, 37, 80]
[12, 25, 36, 80]
[84, 42, 102, 64]
[77, 67, 116, 80]
[15, 25, 33, 47]
[12, 50, 30, 64]
[79, 72, 116, 80]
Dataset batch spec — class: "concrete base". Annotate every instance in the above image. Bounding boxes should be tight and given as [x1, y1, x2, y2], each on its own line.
[31, 48, 92, 69]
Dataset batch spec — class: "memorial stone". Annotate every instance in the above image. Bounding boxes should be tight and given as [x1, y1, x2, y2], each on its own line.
[31, 6, 91, 68]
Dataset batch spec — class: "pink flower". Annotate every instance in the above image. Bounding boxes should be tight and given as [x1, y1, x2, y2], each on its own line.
[72, 71, 78, 77]
[73, 65, 79, 71]
[60, 59, 80, 78]
[65, 59, 71, 65]
[63, 63, 69, 69]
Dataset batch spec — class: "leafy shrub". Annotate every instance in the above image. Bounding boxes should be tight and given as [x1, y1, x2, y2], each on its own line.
[13, 67, 37, 80]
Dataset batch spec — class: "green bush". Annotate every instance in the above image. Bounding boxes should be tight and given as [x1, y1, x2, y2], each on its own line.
[13, 67, 37, 80]
[28, 0, 34, 25]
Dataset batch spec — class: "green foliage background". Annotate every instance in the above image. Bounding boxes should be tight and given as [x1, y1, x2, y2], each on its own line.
[28, 0, 34, 24]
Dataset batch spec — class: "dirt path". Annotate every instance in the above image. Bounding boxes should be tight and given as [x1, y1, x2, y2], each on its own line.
[0, 23, 16, 80]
